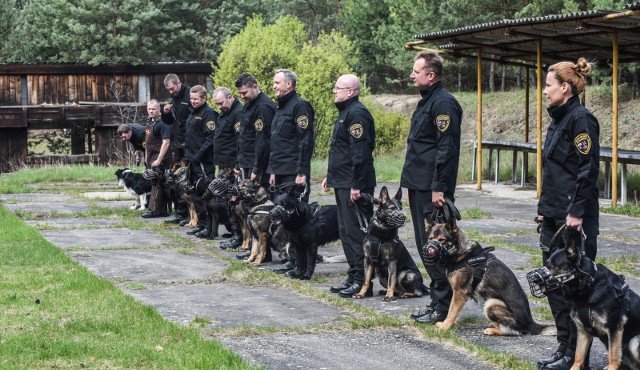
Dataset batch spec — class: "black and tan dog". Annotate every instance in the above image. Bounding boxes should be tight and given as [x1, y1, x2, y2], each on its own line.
[193, 169, 234, 239]
[269, 187, 340, 280]
[231, 178, 274, 266]
[169, 163, 198, 228]
[528, 228, 640, 369]
[422, 205, 553, 336]
[354, 186, 428, 301]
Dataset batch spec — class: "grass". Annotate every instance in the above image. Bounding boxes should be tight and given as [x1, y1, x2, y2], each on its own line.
[0, 206, 251, 369]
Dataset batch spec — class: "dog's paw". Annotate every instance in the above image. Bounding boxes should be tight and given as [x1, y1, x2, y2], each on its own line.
[300, 275, 311, 280]
[383, 295, 396, 302]
[130, 204, 138, 210]
[483, 327, 501, 336]
[353, 293, 364, 299]
[435, 322, 452, 331]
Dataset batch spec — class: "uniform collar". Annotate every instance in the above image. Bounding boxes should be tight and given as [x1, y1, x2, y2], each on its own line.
[277, 90, 296, 108]
[191, 102, 208, 114]
[335, 95, 359, 111]
[220, 98, 239, 117]
[547, 94, 580, 121]
[419, 81, 442, 98]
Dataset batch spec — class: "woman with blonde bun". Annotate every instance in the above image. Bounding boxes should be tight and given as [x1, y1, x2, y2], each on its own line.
[536, 58, 600, 370]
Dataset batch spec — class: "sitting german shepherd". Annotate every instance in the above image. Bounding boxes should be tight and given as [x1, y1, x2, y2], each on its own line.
[528, 228, 640, 369]
[233, 178, 274, 266]
[193, 169, 234, 239]
[422, 203, 553, 336]
[169, 163, 198, 228]
[354, 186, 428, 301]
[269, 187, 340, 280]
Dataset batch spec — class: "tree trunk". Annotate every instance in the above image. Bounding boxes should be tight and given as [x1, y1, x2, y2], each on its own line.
[501, 64, 506, 91]
[516, 66, 522, 89]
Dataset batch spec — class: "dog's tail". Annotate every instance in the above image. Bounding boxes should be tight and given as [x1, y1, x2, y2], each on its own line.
[528, 321, 557, 336]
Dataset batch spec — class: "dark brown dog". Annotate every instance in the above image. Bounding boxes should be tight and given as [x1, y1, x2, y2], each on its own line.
[422, 207, 554, 335]
[354, 186, 427, 301]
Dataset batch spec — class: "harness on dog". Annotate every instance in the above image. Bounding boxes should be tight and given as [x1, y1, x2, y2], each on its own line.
[448, 243, 496, 291]
[576, 269, 629, 333]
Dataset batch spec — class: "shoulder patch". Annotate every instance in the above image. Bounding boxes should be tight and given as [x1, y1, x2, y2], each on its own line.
[436, 114, 450, 132]
[574, 133, 592, 155]
[234, 121, 241, 133]
[296, 115, 309, 129]
[349, 123, 363, 139]
[206, 120, 216, 131]
[254, 119, 264, 132]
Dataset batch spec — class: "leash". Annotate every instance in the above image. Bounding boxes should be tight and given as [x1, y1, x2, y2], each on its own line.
[430, 198, 461, 223]
[353, 199, 370, 233]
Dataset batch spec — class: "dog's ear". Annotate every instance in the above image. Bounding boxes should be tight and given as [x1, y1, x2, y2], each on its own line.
[393, 188, 402, 203]
[446, 216, 458, 234]
[379, 186, 389, 203]
[564, 228, 583, 263]
[425, 217, 436, 230]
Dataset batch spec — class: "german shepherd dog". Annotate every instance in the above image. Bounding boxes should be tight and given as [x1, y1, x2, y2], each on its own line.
[115, 168, 151, 210]
[269, 187, 340, 280]
[354, 186, 428, 301]
[169, 163, 198, 228]
[193, 169, 233, 239]
[231, 178, 274, 266]
[422, 204, 553, 336]
[528, 228, 640, 369]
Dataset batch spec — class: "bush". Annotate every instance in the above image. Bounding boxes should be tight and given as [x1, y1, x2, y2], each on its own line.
[361, 97, 410, 155]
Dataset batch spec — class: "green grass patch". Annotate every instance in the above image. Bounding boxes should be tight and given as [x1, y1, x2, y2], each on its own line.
[0, 205, 251, 369]
[461, 208, 491, 219]
[601, 204, 640, 217]
[0, 164, 123, 194]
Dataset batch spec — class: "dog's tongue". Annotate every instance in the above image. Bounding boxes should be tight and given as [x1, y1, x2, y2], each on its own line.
[230, 195, 237, 202]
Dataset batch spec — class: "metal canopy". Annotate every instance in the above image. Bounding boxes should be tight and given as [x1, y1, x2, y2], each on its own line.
[405, 8, 640, 66]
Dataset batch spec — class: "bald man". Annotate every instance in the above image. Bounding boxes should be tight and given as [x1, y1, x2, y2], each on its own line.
[322, 74, 376, 298]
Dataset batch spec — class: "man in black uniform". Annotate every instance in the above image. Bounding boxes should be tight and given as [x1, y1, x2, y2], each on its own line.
[224, 72, 276, 251]
[321, 74, 375, 298]
[141, 99, 172, 218]
[268, 69, 315, 274]
[184, 85, 218, 235]
[117, 123, 146, 165]
[402, 50, 462, 324]
[162, 74, 191, 224]
[206, 87, 242, 240]
[536, 59, 599, 370]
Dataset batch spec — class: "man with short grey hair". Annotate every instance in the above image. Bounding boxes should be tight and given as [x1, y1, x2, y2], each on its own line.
[269, 68, 315, 275]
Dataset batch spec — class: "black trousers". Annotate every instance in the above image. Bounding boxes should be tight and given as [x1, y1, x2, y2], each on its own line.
[540, 216, 598, 358]
[334, 188, 373, 285]
[274, 174, 310, 203]
[407, 189, 453, 313]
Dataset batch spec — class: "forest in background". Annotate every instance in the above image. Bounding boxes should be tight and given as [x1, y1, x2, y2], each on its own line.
[1, 0, 638, 94]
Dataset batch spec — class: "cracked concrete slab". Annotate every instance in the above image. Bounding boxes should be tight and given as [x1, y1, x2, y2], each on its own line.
[69, 249, 226, 283]
[2, 201, 90, 214]
[41, 228, 173, 249]
[24, 217, 125, 229]
[127, 284, 350, 329]
[218, 328, 496, 370]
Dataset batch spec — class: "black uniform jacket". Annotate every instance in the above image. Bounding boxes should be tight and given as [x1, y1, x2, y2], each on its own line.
[538, 95, 600, 219]
[129, 124, 147, 152]
[238, 91, 276, 176]
[268, 90, 315, 176]
[400, 81, 462, 195]
[161, 84, 191, 147]
[327, 96, 376, 190]
[184, 103, 218, 164]
[215, 98, 242, 167]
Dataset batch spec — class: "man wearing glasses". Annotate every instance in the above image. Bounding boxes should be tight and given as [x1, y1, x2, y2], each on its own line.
[322, 74, 376, 298]
[403, 50, 463, 324]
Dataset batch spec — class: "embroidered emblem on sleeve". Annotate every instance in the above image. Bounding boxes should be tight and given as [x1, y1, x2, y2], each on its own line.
[349, 123, 363, 139]
[436, 115, 450, 132]
[206, 120, 216, 131]
[574, 133, 591, 155]
[254, 119, 264, 132]
[296, 115, 309, 129]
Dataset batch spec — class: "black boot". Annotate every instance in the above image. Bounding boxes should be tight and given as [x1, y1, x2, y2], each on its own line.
[220, 232, 242, 250]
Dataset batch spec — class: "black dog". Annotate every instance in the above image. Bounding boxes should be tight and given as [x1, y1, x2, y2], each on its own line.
[193, 170, 234, 239]
[115, 168, 151, 210]
[269, 188, 340, 280]
[528, 228, 640, 369]
[354, 186, 428, 301]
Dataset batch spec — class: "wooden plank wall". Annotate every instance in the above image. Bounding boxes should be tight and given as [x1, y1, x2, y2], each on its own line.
[23, 74, 140, 105]
[0, 76, 22, 105]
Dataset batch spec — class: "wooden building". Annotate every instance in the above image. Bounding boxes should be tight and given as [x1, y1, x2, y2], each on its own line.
[0, 62, 213, 172]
